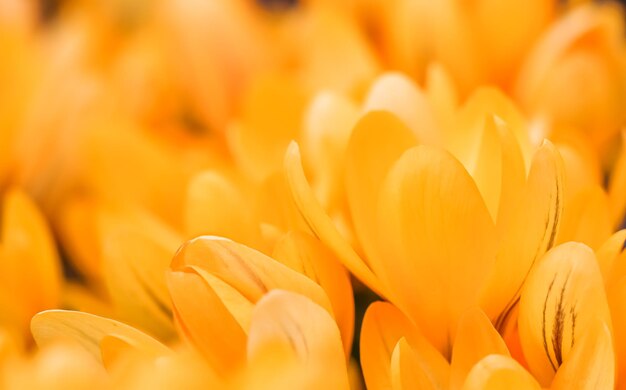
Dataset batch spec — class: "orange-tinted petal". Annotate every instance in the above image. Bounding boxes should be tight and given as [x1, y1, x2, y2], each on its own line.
[483, 141, 564, 324]
[378, 145, 497, 355]
[166, 269, 246, 373]
[284, 142, 384, 296]
[345, 111, 416, 292]
[272, 231, 354, 357]
[461, 354, 541, 390]
[518, 242, 611, 386]
[551, 319, 614, 389]
[30, 310, 170, 365]
[450, 309, 510, 389]
[247, 290, 350, 389]
[360, 302, 449, 390]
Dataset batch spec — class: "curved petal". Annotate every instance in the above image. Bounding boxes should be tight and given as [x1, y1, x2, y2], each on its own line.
[450, 308, 510, 389]
[166, 269, 247, 373]
[283, 142, 384, 296]
[446, 88, 532, 172]
[390, 338, 439, 390]
[360, 302, 449, 390]
[471, 115, 526, 224]
[461, 355, 541, 390]
[247, 290, 349, 390]
[345, 111, 417, 291]
[30, 310, 170, 365]
[301, 91, 359, 211]
[377, 145, 497, 355]
[551, 319, 614, 390]
[518, 242, 611, 386]
[484, 141, 564, 325]
[425, 63, 459, 131]
[99, 210, 179, 341]
[171, 236, 333, 314]
[272, 231, 354, 357]
[363, 73, 438, 145]
[0, 189, 62, 334]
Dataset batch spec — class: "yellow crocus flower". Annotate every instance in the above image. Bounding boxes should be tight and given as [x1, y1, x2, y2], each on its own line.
[30, 290, 349, 389]
[285, 75, 565, 356]
[166, 236, 352, 369]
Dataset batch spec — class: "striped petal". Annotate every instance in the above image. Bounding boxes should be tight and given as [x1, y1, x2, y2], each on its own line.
[551, 319, 614, 390]
[518, 242, 611, 386]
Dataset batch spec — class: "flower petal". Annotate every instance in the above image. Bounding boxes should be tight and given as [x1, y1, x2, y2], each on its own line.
[100, 209, 179, 341]
[0, 189, 62, 333]
[450, 308, 510, 389]
[461, 355, 541, 390]
[360, 303, 449, 390]
[377, 145, 497, 355]
[446, 88, 532, 172]
[390, 337, 439, 390]
[483, 140, 564, 325]
[247, 290, 349, 390]
[551, 319, 614, 390]
[283, 142, 384, 296]
[30, 310, 170, 365]
[171, 236, 332, 314]
[363, 73, 438, 145]
[166, 269, 247, 373]
[272, 231, 354, 358]
[518, 242, 611, 386]
[301, 91, 359, 211]
[345, 110, 416, 291]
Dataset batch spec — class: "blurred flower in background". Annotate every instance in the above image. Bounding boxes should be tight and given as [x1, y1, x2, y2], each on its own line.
[0, 0, 625, 388]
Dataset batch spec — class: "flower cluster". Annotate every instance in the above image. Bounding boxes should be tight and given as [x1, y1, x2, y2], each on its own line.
[0, 0, 625, 388]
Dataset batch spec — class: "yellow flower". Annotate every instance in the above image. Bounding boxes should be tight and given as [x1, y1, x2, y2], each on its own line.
[30, 290, 350, 389]
[166, 236, 353, 370]
[360, 241, 617, 389]
[286, 74, 566, 355]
